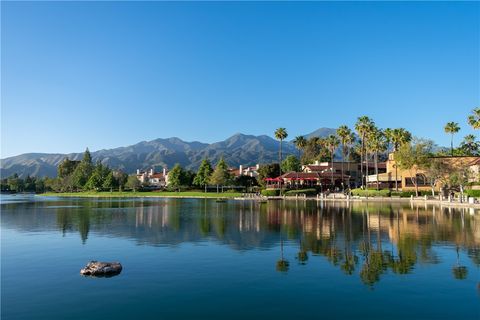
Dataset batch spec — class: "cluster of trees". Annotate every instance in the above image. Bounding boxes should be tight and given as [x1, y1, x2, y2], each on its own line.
[0, 174, 50, 193]
[166, 157, 258, 191]
[275, 117, 413, 190]
[441, 108, 480, 156]
[48, 149, 129, 192]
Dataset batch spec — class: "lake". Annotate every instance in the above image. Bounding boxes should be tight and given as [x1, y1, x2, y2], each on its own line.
[1, 194, 479, 319]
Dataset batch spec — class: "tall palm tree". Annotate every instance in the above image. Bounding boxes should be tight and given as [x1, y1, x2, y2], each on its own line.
[368, 128, 387, 190]
[293, 135, 307, 161]
[363, 122, 376, 189]
[274, 128, 288, 190]
[345, 132, 356, 189]
[444, 122, 460, 156]
[355, 116, 374, 188]
[385, 128, 412, 191]
[467, 107, 480, 132]
[326, 134, 340, 189]
[337, 125, 352, 190]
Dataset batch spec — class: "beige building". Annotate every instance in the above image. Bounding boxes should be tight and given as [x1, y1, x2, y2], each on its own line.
[367, 153, 480, 192]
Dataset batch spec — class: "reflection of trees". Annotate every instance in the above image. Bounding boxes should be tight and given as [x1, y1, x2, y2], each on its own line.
[276, 231, 289, 273]
[3, 198, 479, 283]
[452, 246, 468, 280]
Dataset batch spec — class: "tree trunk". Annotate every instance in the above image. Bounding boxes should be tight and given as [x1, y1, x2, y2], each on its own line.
[331, 150, 334, 190]
[361, 135, 364, 188]
[365, 151, 369, 190]
[375, 151, 379, 191]
[451, 134, 454, 156]
[341, 145, 345, 191]
[347, 149, 351, 189]
[395, 164, 398, 191]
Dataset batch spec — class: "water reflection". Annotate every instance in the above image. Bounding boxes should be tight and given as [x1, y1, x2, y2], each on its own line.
[1, 196, 479, 286]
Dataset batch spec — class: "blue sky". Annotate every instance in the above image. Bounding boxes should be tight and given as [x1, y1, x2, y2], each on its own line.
[1, 1, 479, 158]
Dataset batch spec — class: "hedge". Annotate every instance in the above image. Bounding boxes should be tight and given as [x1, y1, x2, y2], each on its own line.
[261, 189, 280, 197]
[466, 190, 480, 197]
[284, 189, 318, 196]
[351, 189, 391, 197]
[390, 191, 430, 197]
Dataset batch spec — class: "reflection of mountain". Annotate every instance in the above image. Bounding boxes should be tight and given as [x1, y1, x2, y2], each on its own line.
[2, 198, 479, 285]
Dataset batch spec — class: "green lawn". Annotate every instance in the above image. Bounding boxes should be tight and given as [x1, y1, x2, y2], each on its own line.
[38, 191, 243, 198]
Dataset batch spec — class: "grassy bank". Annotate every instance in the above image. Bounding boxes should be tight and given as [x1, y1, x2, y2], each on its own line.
[38, 191, 243, 198]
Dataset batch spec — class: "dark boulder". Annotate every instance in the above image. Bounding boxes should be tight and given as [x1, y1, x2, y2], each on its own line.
[80, 261, 122, 277]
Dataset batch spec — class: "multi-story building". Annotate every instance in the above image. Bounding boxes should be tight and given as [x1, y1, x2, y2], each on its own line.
[136, 168, 168, 188]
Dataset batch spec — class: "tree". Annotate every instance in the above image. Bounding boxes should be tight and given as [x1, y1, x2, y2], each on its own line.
[459, 134, 479, 156]
[424, 158, 450, 196]
[125, 175, 141, 192]
[444, 122, 460, 156]
[209, 157, 231, 190]
[168, 164, 186, 191]
[102, 171, 116, 191]
[337, 125, 353, 190]
[395, 139, 432, 197]
[114, 171, 128, 192]
[293, 136, 307, 160]
[448, 166, 472, 199]
[71, 148, 94, 191]
[281, 155, 301, 173]
[193, 158, 213, 188]
[257, 163, 280, 187]
[57, 158, 79, 178]
[385, 128, 412, 191]
[355, 116, 374, 188]
[467, 107, 480, 133]
[325, 134, 340, 188]
[367, 128, 387, 190]
[274, 128, 288, 176]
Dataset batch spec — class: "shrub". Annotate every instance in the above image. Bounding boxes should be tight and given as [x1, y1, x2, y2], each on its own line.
[466, 190, 480, 197]
[261, 189, 280, 197]
[351, 188, 391, 197]
[284, 188, 317, 196]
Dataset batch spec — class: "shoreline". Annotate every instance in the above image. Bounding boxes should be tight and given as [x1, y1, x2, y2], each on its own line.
[34, 192, 480, 209]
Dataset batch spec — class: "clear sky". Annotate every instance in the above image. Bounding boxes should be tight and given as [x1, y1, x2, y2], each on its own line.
[1, 1, 479, 158]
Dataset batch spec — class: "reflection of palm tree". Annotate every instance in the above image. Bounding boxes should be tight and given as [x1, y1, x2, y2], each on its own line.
[297, 239, 308, 265]
[276, 234, 289, 272]
[452, 245, 468, 280]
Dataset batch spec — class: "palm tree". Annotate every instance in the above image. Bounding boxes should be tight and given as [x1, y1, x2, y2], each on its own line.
[467, 107, 480, 132]
[274, 127, 288, 174]
[368, 128, 387, 190]
[274, 128, 288, 192]
[363, 122, 376, 189]
[326, 134, 340, 189]
[336, 125, 352, 190]
[460, 134, 479, 156]
[355, 116, 374, 188]
[385, 128, 412, 191]
[293, 135, 307, 160]
[444, 122, 460, 156]
[345, 132, 356, 189]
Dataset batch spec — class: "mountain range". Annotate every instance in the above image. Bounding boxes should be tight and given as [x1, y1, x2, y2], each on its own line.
[0, 128, 337, 178]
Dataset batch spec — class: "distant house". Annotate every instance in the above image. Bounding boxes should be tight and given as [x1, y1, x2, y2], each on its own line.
[136, 168, 168, 187]
[229, 164, 260, 178]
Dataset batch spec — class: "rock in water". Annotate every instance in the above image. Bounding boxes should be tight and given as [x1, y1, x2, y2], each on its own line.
[80, 261, 122, 277]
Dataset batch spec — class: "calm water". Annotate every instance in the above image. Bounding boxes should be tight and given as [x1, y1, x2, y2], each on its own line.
[1, 194, 479, 320]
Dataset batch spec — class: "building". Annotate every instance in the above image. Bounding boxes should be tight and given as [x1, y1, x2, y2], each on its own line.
[367, 153, 480, 192]
[229, 164, 260, 178]
[302, 160, 386, 187]
[136, 168, 168, 188]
